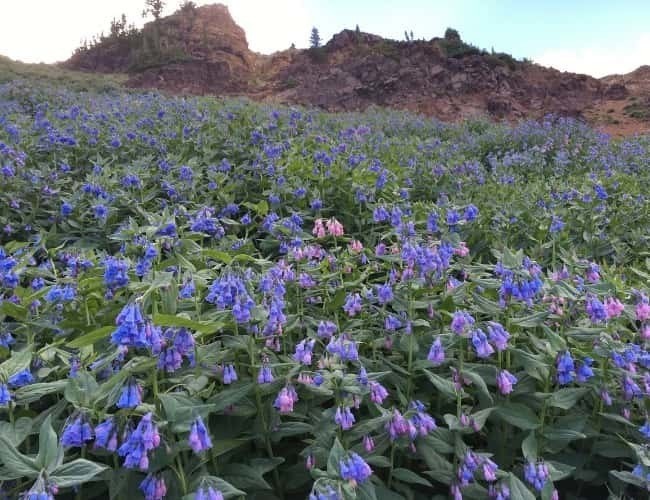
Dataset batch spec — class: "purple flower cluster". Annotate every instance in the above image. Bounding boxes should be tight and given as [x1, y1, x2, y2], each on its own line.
[188, 416, 212, 453]
[118, 412, 161, 470]
[339, 452, 372, 484]
[206, 274, 256, 324]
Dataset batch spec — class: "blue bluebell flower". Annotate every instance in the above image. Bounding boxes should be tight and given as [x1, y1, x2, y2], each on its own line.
[117, 379, 143, 408]
[576, 357, 594, 383]
[44, 284, 77, 303]
[94, 417, 118, 452]
[189, 416, 212, 453]
[487, 322, 510, 351]
[451, 310, 475, 336]
[427, 337, 445, 365]
[0, 383, 12, 405]
[223, 364, 237, 384]
[524, 461, 550, 491]
[340, 452, 372, 483]
[258, 365, 274, 384]
[179, 279, 195, 299]
[376, 283, 393, 304]
[139, 474, 167, 500]
[118, 412, 161, 470]
[196, 485, 225, 500]
[556, 351, 575, 385]
[472, 329, 495, 358]
[8, 368, 34, 387]
[293, 338, 315, 365]
[103, 257, 129, 297]
[464, 204, 479, 222]
[334, 406, 355, 430]
[343, 293, 362, 316]
[206, 274, 255, 324]
[61, 415, 93, 447]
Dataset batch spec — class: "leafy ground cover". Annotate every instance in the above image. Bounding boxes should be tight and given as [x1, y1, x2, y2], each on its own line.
[1, 79, 650, 499]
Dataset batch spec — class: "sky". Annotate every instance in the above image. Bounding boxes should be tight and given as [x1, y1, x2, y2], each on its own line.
[1, 0, 649, 77]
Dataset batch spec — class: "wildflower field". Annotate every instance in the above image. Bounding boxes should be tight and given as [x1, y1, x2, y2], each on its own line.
[1, 80, 650, 500]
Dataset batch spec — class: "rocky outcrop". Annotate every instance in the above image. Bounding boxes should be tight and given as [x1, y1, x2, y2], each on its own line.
[64, 4, 253, 81]
[267, 35, 604, 121]
[62, 3, 650, 134]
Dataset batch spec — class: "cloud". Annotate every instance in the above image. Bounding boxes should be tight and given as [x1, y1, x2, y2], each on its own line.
[534, 33, 650, 78]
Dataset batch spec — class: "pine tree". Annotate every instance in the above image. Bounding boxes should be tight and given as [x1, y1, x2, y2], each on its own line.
[309, 27, 321, 48]
[143, 0, 165, 20]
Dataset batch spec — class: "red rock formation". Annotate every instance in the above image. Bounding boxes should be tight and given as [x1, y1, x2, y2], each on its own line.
[62, 3, 650, 135]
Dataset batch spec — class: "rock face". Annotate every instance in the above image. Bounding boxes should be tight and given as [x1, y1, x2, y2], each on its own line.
[64, 4, 253, 92]
[63, 3, 650, 134]
[128, 3, 252, 93]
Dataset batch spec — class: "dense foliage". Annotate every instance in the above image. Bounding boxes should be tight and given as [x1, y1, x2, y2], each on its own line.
[1, 79, 650, 500]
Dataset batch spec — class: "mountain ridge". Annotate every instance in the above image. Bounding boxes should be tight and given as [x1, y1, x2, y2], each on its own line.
[50, 3, 650, 135]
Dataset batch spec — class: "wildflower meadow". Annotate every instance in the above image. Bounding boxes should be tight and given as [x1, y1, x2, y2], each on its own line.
[0, 80, 650, 499]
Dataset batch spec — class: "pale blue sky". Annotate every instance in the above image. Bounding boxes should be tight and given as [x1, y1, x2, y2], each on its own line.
[1, 1, 648, 77]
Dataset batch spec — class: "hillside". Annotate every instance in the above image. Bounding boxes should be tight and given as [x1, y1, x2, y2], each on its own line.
[52, 3, 650, 134]
[0, 55, 126, 92]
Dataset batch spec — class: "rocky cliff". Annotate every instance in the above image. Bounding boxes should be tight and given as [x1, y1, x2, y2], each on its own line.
[63, 3, 650, 134]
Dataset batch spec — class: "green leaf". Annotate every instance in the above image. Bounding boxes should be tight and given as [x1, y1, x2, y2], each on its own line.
[471, 293, 502, 315]
[271, 422, 312, 440]
[375, 484, 405, 500]
[357, 480, 378, 500]
[507, 473, 536, 500]
[609, 470, 645, 488]
[220, 463, 273, 490]
[0, 302, 27, 321]
[350, 413, 391, 438]
[365, 455, 391, 468]
[469, 407, 494, 432]
[547, 461, 575, 481]
[212, 439, 249, 457]
[548, 387, 587, 410]
[418, 443, 454, 485]
[511, 348, 548, 377]
[159, 393, 213, 431]
[50, 459, 109, 487]
[419, 432, 454, 455]
[209, 382, 254, 413]
[202, 249, 233, 264]
[327, 438, 346, 476]
[153, 313, 222, 334]
[64, 372, 99, 408]
[0, 435, 39, 478]
[250, 457, 284, 475]
[463, 367, 494, 404]
[36, 415, 61, 471]
[511, 311, 549, 328]
[15, 380, 67, 404]
[521, 432, 537, 462]
[542, 428, 586, 444]
[0, 350, 32, 379]
[392, 468, 433, 487]
[184, 476, 246, 499]
[421, 369, 459, 399]
[494, 403, 540, 430]
[0, 417, 32, 446]
[599, 412, 636, 427]
[593, 438, 634, 459]
[67, 326, 114, 348]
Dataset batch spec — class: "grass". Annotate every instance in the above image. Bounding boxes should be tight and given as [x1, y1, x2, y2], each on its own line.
[0, 54, 126, 92]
